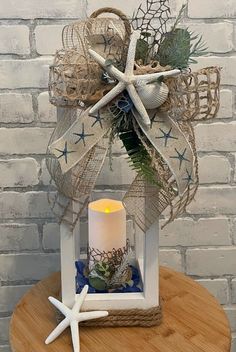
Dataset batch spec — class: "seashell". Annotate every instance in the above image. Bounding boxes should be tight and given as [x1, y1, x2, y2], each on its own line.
[137, 81, 169, 110]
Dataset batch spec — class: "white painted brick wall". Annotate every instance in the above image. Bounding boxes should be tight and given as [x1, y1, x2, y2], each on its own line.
[195, 123, 236, 152]
[0, 58, 52, 89]
[198, 155, 231, 184]
[0, 94, 33, 124]
[0, 253, 60, 281]
[187, 23, 234, 53]
[160, 218, 231, 246]
[0, 0, 235, 351]
[0, 26, 30, 55]
[0, 158, 39, 187]
[188, 0, 236, 18]
[0, 224, 39, 251]
[38, 92, 57, 123]
[0, 0, 85, 19]
[196, 279, 229, 304]
[35, 25, 64, 55]
[218, 89, 233, 119]
[186, 248, 236, 276]
[0, 128, 53, 154]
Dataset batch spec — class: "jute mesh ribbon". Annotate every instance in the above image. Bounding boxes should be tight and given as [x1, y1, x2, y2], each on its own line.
[49, 8, 130, 107]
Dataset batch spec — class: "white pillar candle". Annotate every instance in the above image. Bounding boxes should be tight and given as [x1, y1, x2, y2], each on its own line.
[88, 199, 126, 252]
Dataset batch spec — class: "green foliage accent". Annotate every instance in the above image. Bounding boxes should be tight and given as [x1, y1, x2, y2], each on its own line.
[156, 4, 207, 69]
[156, 27, 207, 69]
[119, 129, 161, 187]
[135, 38, 149, 62]
[88, 276, 107, 291]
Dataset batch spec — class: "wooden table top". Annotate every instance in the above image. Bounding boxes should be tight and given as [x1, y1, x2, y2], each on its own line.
[10, 266, 231, 352]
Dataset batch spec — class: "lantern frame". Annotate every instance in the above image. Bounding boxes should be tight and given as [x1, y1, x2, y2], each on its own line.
[59, 197, 159, 311]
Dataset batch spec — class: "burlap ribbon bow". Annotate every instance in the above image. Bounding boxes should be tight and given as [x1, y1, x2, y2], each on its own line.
[47, 10, 221, 231]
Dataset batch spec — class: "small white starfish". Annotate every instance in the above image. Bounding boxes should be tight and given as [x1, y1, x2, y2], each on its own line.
[89, 30, 180, 127]
[45, 285, 108, 352]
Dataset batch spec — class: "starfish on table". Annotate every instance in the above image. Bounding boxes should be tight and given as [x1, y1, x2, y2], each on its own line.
[45, 285, 108, 352]
[88, 30, 180, 127]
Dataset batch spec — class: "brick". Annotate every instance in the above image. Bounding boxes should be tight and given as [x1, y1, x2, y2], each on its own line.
[198, 155, 231, 184]
[196, 279, 228, 304]
[0, 285, 31, 312]
[0, 58, 52, 89]
[187, 187, 236, 215]
[231, 334, 236, 352]
[35, 25, 64, 55]
[0, 128, 53, 155]
[38, 92, 57, 123]
[0, 158, 39, 187]
[0, 25, 30, 55]
[231, 278, 236, 304]
[217, 89, 233, 119]
[159, 249, 182, 272]
[191, 57, 236, 86]
[87, 0, 144, 17]
[224, 308, 236, 332]
[87, 0, 183, 18]
[232, 218, 236, 244]
[40, 158, 52, 185]
[188, 0, 236, 18]
[0, 346, 11, 352]
[0, 253, 59, 281]
[0, 93, 33, 124]
[43, 223, 60, 250]
[0, 224, 39, 251]
[0, 0, 85, 19]
[195, 122, 236, 152]
[188, 23, 233, 53]
[0, 192, 54, 219]
[160, 218, 231, 247]
[186, 247, 236, 276]
[0, 317, 10, 343]
[97, 156, 136, 186]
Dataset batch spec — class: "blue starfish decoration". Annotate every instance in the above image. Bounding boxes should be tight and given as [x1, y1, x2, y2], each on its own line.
[183, 169, 193, 184]
[73, 123, 94, 146]
[90, 111, 103, 128]
[170, 148, 190, 170]
[156, 127, 178, 147]
[55, 142, 75, 164]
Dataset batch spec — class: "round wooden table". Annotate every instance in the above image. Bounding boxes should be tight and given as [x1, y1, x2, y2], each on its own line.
[10, 267, 231, 352]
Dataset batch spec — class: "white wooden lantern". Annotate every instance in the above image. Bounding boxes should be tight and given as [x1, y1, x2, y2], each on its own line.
[58, 105, 159, 313]
[61, 212, 159, 311]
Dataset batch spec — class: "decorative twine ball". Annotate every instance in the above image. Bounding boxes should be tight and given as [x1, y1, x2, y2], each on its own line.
[49, 8, 131, 107]
[137, 81, 169, 110]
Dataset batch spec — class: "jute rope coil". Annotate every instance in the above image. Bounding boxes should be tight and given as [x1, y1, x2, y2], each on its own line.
[56, 305, 162, 327]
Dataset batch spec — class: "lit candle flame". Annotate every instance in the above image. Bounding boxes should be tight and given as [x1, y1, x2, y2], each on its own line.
[104, 208, 110, 214]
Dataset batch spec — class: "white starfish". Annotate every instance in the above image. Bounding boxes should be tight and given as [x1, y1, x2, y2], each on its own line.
[89, 30, 180, 127]
[45, 285, 108, 352]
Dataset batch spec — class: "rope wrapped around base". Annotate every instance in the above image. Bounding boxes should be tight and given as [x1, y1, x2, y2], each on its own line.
[56, 305, 162, 327]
